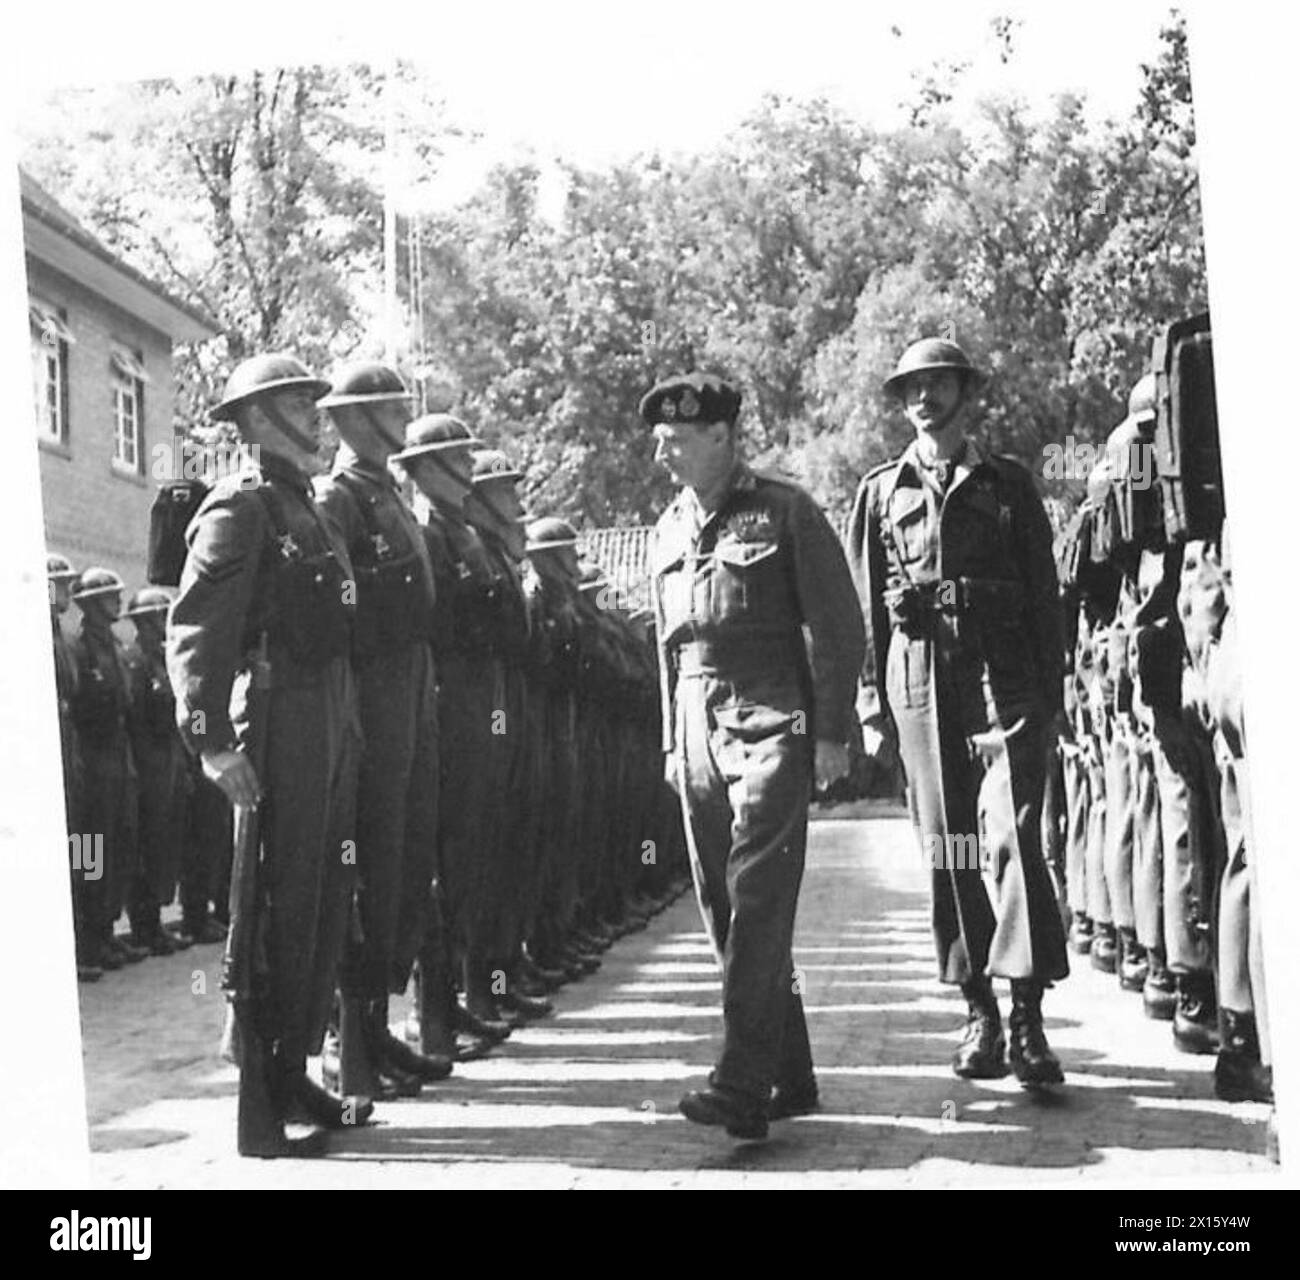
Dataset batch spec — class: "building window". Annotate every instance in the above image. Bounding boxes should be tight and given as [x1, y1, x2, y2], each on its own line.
[111, 347, 149, 474]
[30, 301, 73, 443]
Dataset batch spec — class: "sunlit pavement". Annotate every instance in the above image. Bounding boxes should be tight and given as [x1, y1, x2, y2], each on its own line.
[82, 809, 1277, 1188]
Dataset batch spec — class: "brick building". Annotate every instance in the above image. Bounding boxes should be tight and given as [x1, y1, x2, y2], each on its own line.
[22, 169, 217, 596]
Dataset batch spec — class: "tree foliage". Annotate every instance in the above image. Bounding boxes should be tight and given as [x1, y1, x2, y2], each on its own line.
[21, 18, 1204, 524]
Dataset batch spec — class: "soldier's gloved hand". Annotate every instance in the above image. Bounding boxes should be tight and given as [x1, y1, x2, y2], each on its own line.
[201, 747, 261, 810]
[814, 740, 851, 791]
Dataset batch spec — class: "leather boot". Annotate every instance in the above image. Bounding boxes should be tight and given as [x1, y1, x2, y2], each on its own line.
[336, 993, 378, 1099]
[413, 951, 458, 1061]
[1090, 923, 1118, 974]
[952, 978, 1006, 1079]
[374, 998, 453, 1082]
[1142, 947, 1177, 1021]
[1214, 1010, 1274, 1103]
[1117, 927, 1149, 993]
[1008, 979, 1064, 1087]
[1172, 970, 1220, 1055]
[1068, 911, 1094, 956]
[238, 1046, 328, 1160]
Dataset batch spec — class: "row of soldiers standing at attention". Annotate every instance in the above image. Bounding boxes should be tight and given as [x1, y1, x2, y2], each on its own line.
[1045, 322, 1270, 1107]
[52, 353, 688, 1157]
[49, 559, 232, 981]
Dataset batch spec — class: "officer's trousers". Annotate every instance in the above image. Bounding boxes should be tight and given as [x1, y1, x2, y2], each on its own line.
[893, 670, 1069, 987]
[352, 642, 439, 997]
[255, 657, 360, 1065]
[675, 671, 814, 1102]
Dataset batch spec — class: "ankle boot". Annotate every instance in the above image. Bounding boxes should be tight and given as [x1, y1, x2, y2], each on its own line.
[1214, 1010, 1273, 1103]
[1009, 979, 1064, 1087]
[1068, 911, 1094, 956]
[952, 978, 1006, 1079]
[1172, 971, 1220, 1055]
[1118, 927, 1149, 992]
[1142, 947, 1177, 1021]
[1090, 923, 1118, 974]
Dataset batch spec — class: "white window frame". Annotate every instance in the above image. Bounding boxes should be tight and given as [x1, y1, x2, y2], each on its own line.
[30, 302, 73, 444]
[111, 347, 148, 475]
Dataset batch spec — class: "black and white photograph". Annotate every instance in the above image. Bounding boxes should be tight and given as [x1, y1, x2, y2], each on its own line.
[0, 0, 1296, 1210]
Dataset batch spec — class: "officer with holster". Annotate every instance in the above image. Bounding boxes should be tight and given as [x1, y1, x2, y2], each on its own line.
[848, 338, 1069, 1089]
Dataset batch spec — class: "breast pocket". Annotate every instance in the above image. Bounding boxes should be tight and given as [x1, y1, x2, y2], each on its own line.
[887, 489, 930, 564]
[710, 536, 780, 620]
[654, 552, 692, 633]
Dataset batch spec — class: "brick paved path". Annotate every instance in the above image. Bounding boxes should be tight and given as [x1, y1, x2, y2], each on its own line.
[83, 810, 1276, 1187]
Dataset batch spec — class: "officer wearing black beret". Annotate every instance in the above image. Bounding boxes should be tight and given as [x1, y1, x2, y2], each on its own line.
[645, 371, 866, 1140]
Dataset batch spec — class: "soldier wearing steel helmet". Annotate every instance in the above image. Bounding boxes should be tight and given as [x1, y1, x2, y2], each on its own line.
[49, 554, 97, 981]
[165, 353, 366, 1156]
[848, 337, 1069, 1089]
[392, 414, 504, 1060]
[122, 587, 193, 957]
[463, 447, 551, 1027]
[69, 567, 147, 974]
[645, 371, 865, 1141]
[314, 363, 452, 1101]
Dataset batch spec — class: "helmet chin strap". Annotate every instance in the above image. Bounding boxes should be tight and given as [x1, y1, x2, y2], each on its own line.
[429, 449, 475, 493]
[360, 404, 407, 455]
[260, 397, 320, 456]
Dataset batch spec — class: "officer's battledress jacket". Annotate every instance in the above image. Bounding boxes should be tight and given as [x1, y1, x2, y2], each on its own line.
[166, 453, 356, 754]
[848, 439, 1063, 731]
[652, 460, 865, 750]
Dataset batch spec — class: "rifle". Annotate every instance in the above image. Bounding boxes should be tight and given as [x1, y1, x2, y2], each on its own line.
[219, 634, 280, 1156]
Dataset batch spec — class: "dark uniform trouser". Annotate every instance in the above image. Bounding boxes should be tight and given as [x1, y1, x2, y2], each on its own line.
[675, 669, 813, 1103]
[259, 658, 360, 1065]
[352, 643, 439, 997]
[182, 767, 232, 927]
[892, 647, 1068, 986]
[437, 656, 496, 954]
[80, 735, 137, 948]
[129, 737, 189, 935]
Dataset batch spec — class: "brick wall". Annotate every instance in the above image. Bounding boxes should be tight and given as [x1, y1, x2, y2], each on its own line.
[29, 257, 176, 601]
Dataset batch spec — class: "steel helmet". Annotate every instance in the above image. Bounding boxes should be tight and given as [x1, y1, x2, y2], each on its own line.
[392, 413, 484, 463]
[526, 517, 579, 552]
[1128, 372, 1157, 423]
[471, 449, 524, 486]
[125, 586, 173, 617]
[211, 354, 332, 422]
[72, 567, 125, 601]
[883, 338, 985, 398]
[47, 553, 77, 581]
[318, 361, 412, 409]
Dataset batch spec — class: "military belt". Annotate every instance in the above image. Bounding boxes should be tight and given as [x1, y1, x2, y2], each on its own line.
[673, 632, 805, 679]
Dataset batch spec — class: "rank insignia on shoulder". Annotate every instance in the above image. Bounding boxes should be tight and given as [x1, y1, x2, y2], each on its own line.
[278, 533, 302, 561]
